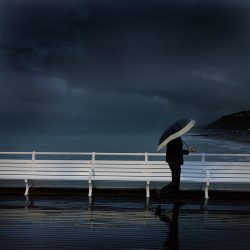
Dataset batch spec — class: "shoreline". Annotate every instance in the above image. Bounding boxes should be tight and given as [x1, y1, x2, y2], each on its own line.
[193, 132, 250, 144]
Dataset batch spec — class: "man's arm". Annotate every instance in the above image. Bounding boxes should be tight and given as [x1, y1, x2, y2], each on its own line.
[185, 147, 196, 154]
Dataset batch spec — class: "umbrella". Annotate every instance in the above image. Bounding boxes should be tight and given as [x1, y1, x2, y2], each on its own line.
[157, 119, 196, 152]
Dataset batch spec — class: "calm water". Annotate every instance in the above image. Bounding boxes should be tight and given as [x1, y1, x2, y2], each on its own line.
[0, 196, 250, 250]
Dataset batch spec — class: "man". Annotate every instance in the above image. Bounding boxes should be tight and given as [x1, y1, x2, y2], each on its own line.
[156, 137, 194, 202]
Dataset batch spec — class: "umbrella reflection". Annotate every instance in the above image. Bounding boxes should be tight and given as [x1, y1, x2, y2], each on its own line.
[155, 202, 184, 250]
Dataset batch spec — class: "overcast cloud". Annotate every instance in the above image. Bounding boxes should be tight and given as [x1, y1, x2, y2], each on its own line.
[0, 0, 250, 132]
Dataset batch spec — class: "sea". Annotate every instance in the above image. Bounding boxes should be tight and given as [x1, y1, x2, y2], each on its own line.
[0, 131, 250, 249]
[0, 130, 249, 154]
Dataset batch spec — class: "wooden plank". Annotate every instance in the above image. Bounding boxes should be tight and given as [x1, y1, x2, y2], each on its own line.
[209, 170, 250, 174]
[0, 163, 91, 167]
[206, 167, 250, 171]
[26, 176, 90, 180]
[33, 160, 91, 164]
[0, 167, 33, 171]
[0, 160, 32, 163]
[0, 163, 34, 168]
[206, 162, 250, 166]
[0, 172, 90, 177]
[0, 175, 30, 180]
[92, 172, 160, 176]
[91, 165, 169, 169]
[210, 173, 250, 178]
[92, 164, 149, 168]
[208, 177, 250, 183]
[30, 166, 91, 171]
[91, 176, 170, 181]
[0, 159, 91, 164]
[0, 167, 89, 172]
[92, 168, 168, 172]
[98, 162, 148, 165]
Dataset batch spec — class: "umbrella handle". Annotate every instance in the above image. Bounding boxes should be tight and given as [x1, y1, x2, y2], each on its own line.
[183, 140, 196, 153]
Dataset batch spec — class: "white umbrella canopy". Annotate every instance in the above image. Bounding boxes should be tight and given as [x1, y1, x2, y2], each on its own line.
[157, 119, 196, 152]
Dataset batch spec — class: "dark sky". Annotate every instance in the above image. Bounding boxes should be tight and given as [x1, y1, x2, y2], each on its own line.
[0, 0, 250, 132]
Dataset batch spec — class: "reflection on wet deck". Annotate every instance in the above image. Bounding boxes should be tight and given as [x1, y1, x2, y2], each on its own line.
[0, 196, 250, 250]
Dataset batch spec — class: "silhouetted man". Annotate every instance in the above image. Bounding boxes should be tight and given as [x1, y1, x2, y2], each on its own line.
[156, 137, 194, 201]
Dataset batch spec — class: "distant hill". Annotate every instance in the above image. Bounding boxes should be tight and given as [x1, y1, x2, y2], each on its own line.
[205, 110, 250, 131]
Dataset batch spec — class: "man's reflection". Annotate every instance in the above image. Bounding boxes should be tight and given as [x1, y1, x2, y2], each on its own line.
[155, 201, 184, 250]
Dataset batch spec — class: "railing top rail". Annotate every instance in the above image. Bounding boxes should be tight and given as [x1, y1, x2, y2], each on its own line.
[0, 152, 33, 155]
[0, 151, 249, 157]
[196, 153, 250, 157]
[0, 152, 149, 156]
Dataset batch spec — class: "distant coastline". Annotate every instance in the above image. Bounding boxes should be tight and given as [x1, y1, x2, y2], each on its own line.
[196, 110, 250, 144]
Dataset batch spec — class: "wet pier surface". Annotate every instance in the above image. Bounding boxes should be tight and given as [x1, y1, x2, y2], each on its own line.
[0, 196, 250, 250]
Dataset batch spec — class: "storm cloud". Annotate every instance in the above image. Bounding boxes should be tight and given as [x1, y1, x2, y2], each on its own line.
[0, 0, 250, 131]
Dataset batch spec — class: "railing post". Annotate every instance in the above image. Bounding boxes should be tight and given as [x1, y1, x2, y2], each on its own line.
[202, 153, 209, 199]
[25, 151, 36, 196]
[146, 181, 150, 198]
[145, 152, 150, 198]
[32, 151, 36, 162]
[202, 153, 205, 164]
[88, 181, 93, 197]
[92, 152, 95, 162]
[24, 179, 29, 196]
[88, 152, 95, 197]
[204, 170, 210, 199]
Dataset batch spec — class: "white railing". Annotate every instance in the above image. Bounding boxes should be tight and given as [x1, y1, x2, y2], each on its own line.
[0, 152, 250, 199]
